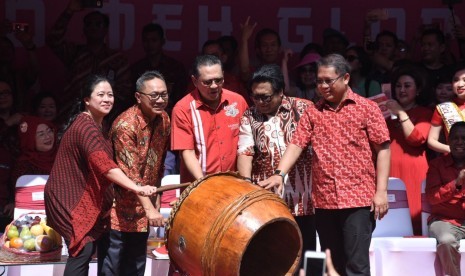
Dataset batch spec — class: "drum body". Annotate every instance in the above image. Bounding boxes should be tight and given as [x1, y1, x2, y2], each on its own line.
[166, 172, 302, 276]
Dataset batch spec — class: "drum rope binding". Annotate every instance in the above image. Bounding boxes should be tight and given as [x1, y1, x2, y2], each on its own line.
[201, 188, 287, 275]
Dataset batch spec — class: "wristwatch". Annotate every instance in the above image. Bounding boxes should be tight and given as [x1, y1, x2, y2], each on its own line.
[274, 169, 286, 179]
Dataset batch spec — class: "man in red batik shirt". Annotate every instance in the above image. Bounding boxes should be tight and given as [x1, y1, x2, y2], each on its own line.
[101, 71, 170, 275]
[260, 54, 391, 276]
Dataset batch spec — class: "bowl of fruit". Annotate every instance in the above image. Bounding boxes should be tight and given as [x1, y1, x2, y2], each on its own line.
[0, 213, 62, 263]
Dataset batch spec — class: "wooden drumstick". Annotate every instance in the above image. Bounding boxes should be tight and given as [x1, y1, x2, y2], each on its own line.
[155, 182, 191, 193]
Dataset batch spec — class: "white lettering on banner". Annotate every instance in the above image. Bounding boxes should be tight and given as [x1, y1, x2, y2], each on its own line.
[368, 8, 406, 40]
[198, 6, 232, 51]
[330, 7, 341, 33]
[422, 8, 452, 34]
[153, 4, 183, 51]
[278, 8, 312, 51]
[102, 0, 135, 50]
[387, 9, 406, 40]
[5, 0, 45, 46]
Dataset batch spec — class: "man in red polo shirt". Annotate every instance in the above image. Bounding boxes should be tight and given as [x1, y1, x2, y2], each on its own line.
[171, 55, 248, 183]
[260, 54, 391, 275]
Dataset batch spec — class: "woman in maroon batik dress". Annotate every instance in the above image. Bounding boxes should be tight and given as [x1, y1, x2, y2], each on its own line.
[44, 75, 157, 276]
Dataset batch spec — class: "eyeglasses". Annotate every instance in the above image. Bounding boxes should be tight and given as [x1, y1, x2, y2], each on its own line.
[346, 55, 358, 62]
[138, 91, 169, 101]
[316, 75, 344, 86]
[251, 93, 275, 103]
[200, 78, 224, 87]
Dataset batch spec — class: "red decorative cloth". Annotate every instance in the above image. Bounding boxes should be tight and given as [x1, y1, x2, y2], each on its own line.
[15, 186, 45, 210]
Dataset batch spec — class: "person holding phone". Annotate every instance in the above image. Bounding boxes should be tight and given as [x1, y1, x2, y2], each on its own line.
[301, 249, 340, 276]
[260, 54, 390, 275]
[386, 65, 433, 236]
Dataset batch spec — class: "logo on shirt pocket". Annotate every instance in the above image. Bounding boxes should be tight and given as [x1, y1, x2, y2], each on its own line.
[224, 102, 239, 117]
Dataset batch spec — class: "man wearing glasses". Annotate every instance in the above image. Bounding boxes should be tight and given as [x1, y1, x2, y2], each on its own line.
[260, 54, 391, 275]
[171, 55, 248, 184]
[237, 64, 315, 269]
[101, 71, 170, 275]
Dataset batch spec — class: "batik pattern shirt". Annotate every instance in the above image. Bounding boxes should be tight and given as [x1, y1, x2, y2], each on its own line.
[238, 96, 314, 216]
[292, 90, 390, 209]
[110, 105, 170, 232]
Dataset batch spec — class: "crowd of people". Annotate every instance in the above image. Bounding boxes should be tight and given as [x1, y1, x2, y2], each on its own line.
[1, 1, 465, 275]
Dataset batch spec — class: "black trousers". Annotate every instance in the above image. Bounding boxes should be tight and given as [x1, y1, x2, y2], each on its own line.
[315, 207, 375, 276]
[63, 237, 107, 276]
[295, 214, 316, 269]
[100, 229, 149, 276]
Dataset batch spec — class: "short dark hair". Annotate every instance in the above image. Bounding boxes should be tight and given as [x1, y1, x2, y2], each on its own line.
[217, 36, 238, 52]
[450, 121, 465, 138]
[63, 74, 112, 132]
[421, 28, 445, 45]
[192, 55, 223, 77]
[83, 11, 109, 28]
[375, 30, 398, 46]
[31, 92, 57, 114]
[201, 40, 224, 54]
[390, 64, 430, 105]
[255, 28, 281, 49]
[345, 46, 372, 76]
[250, 64, 285, 94]
[317, 54, 351, 76]
[136, 70, 166, 92]
[142, 23, 165, 39]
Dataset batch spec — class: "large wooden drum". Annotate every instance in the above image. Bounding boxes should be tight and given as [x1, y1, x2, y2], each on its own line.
[166, 172, 302, 276]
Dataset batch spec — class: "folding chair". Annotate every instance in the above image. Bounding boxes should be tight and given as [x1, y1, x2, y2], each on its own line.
[14, 175, 48, 219]
[372, 177, 413, 237]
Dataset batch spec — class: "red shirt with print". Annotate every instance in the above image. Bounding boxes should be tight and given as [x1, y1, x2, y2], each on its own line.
[171, 88, 248, 183]
[291, 90, 390, 209]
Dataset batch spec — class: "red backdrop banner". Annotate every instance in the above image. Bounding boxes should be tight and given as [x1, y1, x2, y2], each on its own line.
[1, 0, 464, 94]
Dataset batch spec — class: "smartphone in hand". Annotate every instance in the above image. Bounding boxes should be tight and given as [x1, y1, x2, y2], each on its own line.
[304, 251, 326, 276]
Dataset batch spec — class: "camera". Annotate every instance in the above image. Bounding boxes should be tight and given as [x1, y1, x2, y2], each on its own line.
[304, 251, 326, 276]
[11, 22, 29, 33]
[81, 0, 103, 8]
